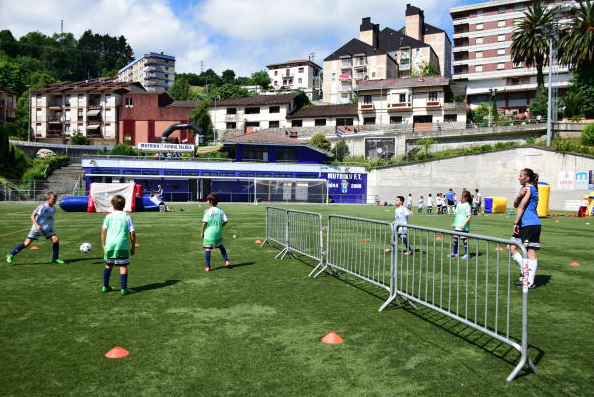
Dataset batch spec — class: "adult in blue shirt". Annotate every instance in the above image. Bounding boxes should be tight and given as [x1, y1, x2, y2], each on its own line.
[445, 188, 456, 215]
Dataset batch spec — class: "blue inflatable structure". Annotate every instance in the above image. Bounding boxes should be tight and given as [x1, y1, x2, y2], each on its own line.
[59, 196, 159, 212]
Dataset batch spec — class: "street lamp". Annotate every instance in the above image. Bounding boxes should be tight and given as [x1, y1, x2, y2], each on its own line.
[26, 84, 31, 141]
[540, 22, 560, 147]
[488, 88, 498, 127]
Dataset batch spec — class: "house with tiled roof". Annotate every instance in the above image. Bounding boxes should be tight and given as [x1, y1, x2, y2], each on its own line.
[30, 79, 145, 142]
[323, 4, 451, 104]
[266, 59, 322, 100]
[0, 85, 18, 125]
[285, 104, 359, 128]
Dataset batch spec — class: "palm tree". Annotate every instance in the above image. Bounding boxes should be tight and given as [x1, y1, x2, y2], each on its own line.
[559, 0, 594, 68]
[511, 1, 556, 88]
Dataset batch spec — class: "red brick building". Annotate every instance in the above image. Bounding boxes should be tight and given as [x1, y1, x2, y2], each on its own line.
[118, 92, 198, 145]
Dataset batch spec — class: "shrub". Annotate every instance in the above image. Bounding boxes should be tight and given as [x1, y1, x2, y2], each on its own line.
[525, 136, 536, 145]
[581, 123, 594, 145]
[308, 133, 331, 152]
[21, 155, 69, 181]
[110, 144, 137, 156]
[69, 131, 89, 145]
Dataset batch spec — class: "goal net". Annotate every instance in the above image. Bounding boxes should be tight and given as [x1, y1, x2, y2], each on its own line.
[88, 182, 136, 213]
[254, 179, 327, 203]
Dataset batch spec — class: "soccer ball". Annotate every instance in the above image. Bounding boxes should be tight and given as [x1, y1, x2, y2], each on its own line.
[80, 243, 92, 253]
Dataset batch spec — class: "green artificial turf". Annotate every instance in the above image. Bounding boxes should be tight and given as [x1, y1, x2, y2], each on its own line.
[1, 203, 593, 396]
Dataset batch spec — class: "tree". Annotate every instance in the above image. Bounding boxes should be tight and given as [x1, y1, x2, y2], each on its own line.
[198, 69, 222, 88]
[332, 139, 350, 161]
[308, 133, 331, 152]
[559, 0, 594, 68]
[411, 61, 439, 77]
[294, 90, 311, 110]
[565, 65, 594, 118]
[234, 76, 251, 86]
[0, 30, 19, 57]
[208, 83, 250, 101]
[530, 87, 549, 117]
[250, 70, 271, 90]
[190, 102, 213, 144]
[469, 102, 490, 125]
[417, 138, 434, 154]
[168, 76, 197, 101]
[511, 1, 556, 88]
[221, 69, 236, 84]
[0, 56, 26, 93]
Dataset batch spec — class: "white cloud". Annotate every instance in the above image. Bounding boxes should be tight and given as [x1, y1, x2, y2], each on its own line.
[0, 0, 464, 77]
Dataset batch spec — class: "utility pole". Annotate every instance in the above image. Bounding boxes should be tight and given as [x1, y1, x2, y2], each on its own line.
[546, 35, 554, 147]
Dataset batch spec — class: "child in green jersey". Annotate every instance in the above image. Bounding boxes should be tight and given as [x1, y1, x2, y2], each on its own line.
[447, 190, 473, 259]
[101, 195, 136, 295]
[201, 194, 231, 272]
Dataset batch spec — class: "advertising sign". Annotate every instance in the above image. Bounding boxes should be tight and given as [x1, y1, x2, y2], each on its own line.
[137, 142, 194, 153]
[575, 171, 589, 190]
[326, 172, 367, 203]
[557, 171, 574, 190]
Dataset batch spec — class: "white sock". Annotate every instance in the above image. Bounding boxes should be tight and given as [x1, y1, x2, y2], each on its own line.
[512, 252, 523, 271]
[528, 259, 538, 286]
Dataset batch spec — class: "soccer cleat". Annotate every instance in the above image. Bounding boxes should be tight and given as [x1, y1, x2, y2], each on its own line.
[51, 258, 66, 264]
[460, 254, 470, 259]
[120, 288, 131, 296]
[6, 254, 14, 264]
[204, 267, 211, 273]
[101, 286, 114, 293]
[446, 253, 458, 258]
[404, 251, 414, 256]
[513, 276, 523, 286]
[225, 261, 231, 268]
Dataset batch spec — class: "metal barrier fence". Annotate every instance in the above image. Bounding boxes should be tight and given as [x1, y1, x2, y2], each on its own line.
[262, 207, 324, 271]
[1, 180, 83, 201]
[389, 223, 536, 381]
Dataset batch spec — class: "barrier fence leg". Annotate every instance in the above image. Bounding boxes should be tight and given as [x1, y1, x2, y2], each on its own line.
[379, 224, 400, 311]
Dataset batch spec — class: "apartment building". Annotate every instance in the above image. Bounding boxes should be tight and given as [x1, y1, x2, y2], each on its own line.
[323, 4, 451, 104]
[267, 59, 322, 100]
[208, 93, 300, 134]
[354, 76, 467, 131]
[116, 52, 176, 92]
[30, 79, 145, 142]
[0, 85, 17, 125]
[450, 0, 575, 111]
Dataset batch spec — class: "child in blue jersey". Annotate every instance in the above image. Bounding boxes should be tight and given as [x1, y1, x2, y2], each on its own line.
[447, 190, 473, 259]
[6, 192, 65, 265]
[393, 195, 414, 255]
[101, 195, 136, 295]
[201, 194, 231, 272]
[510, 168, 541, 289]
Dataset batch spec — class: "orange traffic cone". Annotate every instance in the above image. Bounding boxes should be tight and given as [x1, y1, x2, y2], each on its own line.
[570, 262, 581, 267]
[495, 246, 505, 251]
[255, 240, 263, 244]
[321, 331, 344, 344]
[362, 238, 370, 243]
[105, 346, 129, 358]
[30, 246, 40, 250]
[385, 248, 392, 253]
[435, 237, 443, 241]
[134, 243, 140, 247]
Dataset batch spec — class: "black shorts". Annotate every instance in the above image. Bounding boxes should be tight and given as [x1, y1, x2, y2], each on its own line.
[511, 225, 541, 250]
[447, 200, 454, 206]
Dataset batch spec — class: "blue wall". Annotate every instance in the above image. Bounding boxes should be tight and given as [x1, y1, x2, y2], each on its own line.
[235, 144, 326, 164]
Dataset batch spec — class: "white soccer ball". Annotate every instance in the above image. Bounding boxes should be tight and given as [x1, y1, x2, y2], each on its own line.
[80, 243, 92, 253]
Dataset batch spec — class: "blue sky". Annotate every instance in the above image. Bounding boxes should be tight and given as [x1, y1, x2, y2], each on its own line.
[0, 0, 480, 76]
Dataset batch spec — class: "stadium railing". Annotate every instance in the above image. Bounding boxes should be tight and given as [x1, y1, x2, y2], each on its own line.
[262, 207, 289, 259]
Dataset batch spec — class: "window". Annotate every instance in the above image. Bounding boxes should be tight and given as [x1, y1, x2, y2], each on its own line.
[268, 120, 280, 128]
[298, 67, 304, 73]
[514, 18, 524, 26]
[277, 148, 297, 162]
[514, 3, 523, 10]
[245, 121, 260, 127]
[286, 68, 290, 76]
[274, 70, 278, 75]
[336, 118, 354, 126]
[332, 73, 336, 81]
[243, 147, 269, 162]
[476, 23, 484, 30]
[125, 97, 133, 107]
[498, 34, 506, 42]
[226, 107, 237, 114]
[298, 78, 302, 84]
[476, 51, 483, 58]
[371, 72, 376, 77]
[289, 79, 293, 84]
[226, 122, 236, 129]
[363, 117, 375, 125]
[390, 116, 403, 124]
[315, 119, 326, 126]
[245, 107, 260, 114]
[498, 5, 506, 13]
[498, 20, 506, 28]
[415, 48, 421, 57]
[444, 114, 458, 122]
[475, 37, 484, 44]
[475, 65, 483, 72]
[269, 106, 280, 113]
[363, 95, 372, 104]
[399, 93, 406, 103]
[165, 74, 169, 79]
[274, 81, 278, 86]
[476, 9, 483, 16]
[291, 120, 302, 127]
[497, 48, 505, 55]
[513, 62, 523, 68]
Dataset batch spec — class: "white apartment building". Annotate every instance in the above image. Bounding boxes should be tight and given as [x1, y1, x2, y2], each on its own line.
[323, 5, 452, 104]
[267, 59, 322, 100]
[450, 0, 575, 111]
[116, 52, 176, 92]
[30, 79, 145, 141]
[354, 76, 467, 131]
[208, 93, 300, 134]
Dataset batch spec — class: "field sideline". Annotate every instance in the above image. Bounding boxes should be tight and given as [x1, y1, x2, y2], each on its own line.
[1, 203, 593, 396]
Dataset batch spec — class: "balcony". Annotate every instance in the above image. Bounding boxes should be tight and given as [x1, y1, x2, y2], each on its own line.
[47, 102, 62, 109]
[47, 127, 63, 135]
[387, 102, 412, 111]
[340, 62, 352, 69]
[354, 73, 366, 80]
[339, 74, 352, 81]
[443, 102, 467, 110]
[426, 100, 442, 108]
[338, 86, 352, 93]
[353, 63, 366, 70]
[360, 103, 375, 111]
[47, 116, 63, 123]
[399, 58, 411, 70]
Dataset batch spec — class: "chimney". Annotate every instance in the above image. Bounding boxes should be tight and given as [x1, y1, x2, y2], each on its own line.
[405, 4, 424, 42]
[359, 17, 380, 47]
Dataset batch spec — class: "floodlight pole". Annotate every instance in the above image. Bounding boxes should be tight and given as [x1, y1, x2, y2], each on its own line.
[546, 38, 554, 147]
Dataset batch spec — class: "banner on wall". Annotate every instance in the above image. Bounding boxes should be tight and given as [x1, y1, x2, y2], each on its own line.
[137, 143, 194, 152]
[575, 171, 589, 190]
[558, 171, 575, 190]
[589, 170, 594, 190]
[326, 172, 367, 203]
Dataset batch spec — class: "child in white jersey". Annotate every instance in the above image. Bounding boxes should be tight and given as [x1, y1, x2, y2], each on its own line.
[427, 193, 433, 214]
[418, 196, 424, 214]
[393, 195, 414, 255]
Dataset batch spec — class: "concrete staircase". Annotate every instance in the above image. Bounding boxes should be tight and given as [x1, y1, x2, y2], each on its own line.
[32, 163, 84, 200]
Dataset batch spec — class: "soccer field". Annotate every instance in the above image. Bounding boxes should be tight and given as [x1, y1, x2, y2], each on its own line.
[1, 203, 593, 397]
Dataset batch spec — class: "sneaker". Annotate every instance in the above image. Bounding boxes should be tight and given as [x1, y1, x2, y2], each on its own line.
[51, 258, 66, 264]
[404, 251, 414, 256]
[225, 261, 231, 268]
[513, 276, 523, 286]
[120, 288, 131, 296]
[6, 254, 14, 264]
[101, 286, 114, 293]
[461, 254, 470, 259]
[446, 253, 458, 258]
[204, 267, 211, 273]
